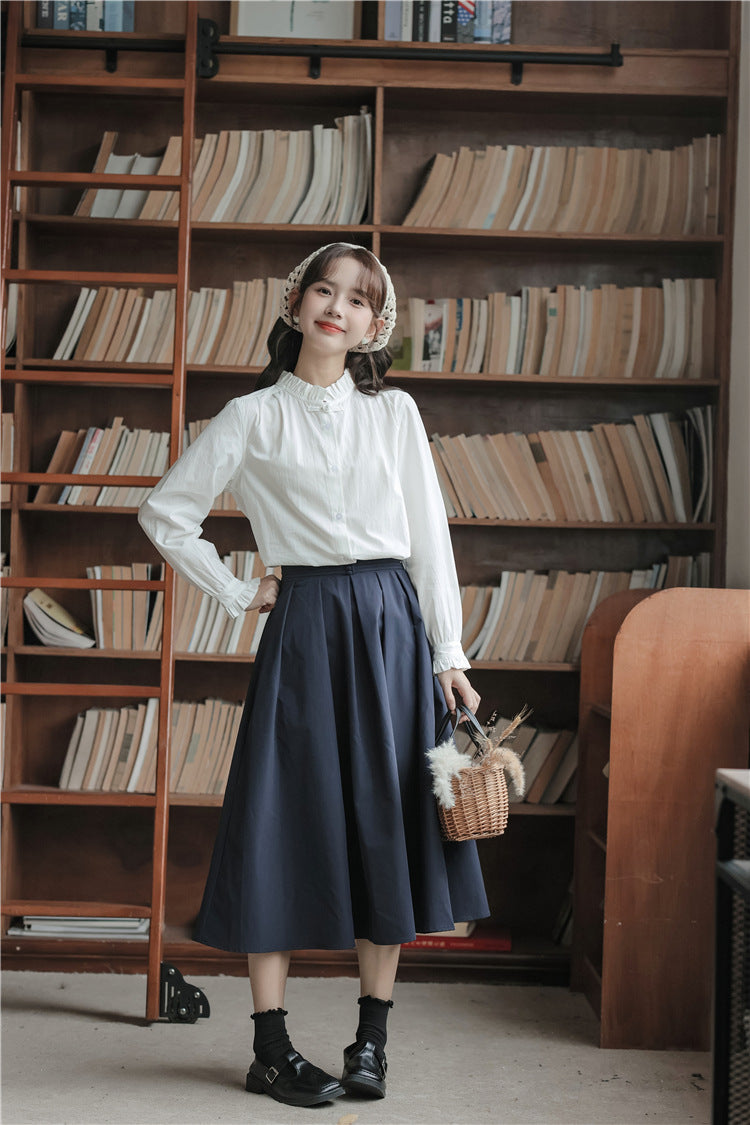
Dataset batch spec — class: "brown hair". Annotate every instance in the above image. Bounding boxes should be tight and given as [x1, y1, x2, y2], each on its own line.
[255, 244, 393, 395]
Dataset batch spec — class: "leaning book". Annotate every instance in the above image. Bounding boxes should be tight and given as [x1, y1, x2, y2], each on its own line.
[23, 588, 95, 648]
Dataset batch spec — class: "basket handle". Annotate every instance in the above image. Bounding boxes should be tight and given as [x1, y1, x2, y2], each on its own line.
[434, 703, 488, 758]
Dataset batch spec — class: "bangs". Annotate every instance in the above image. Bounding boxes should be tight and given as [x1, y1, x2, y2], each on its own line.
[300, 245, 387, 315]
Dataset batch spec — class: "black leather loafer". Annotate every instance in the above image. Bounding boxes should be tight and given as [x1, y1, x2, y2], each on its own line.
[245, 1048, 345, 1107]
[341, 1039, 387, 1098]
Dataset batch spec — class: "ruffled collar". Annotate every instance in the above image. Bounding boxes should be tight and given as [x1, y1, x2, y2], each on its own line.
[277, 369, 354, 412]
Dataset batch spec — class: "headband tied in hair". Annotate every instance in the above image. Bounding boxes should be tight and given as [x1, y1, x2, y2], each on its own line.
[280, 242, 397, 353]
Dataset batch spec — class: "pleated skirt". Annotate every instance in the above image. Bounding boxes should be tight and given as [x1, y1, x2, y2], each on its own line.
[192, 558, 490, 953]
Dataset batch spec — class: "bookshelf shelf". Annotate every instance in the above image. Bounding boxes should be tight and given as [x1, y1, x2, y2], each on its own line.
[378, 225, 726, 250]
[2, 0, 739, 1015]
[2, 787, 156, 807]
[3, 900, 151, 918]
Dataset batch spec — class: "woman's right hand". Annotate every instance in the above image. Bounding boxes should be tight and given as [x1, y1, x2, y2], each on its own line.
[248, 575, 280, 614]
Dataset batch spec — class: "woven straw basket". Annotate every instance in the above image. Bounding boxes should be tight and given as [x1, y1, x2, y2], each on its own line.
[429, 703, 528, 843]
[438, 760, 510, 842]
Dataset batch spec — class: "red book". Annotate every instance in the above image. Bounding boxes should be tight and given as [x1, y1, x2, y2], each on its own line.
[402, 925, 511, 952]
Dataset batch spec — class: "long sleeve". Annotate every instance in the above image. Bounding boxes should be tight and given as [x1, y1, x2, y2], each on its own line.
[138, 399, 261, 618]
[396, 394, 470, 674]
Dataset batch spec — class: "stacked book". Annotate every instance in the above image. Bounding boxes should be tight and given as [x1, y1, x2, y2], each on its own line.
[1, 413, 14, 500]
[173, 553, 272, 655]
[76, 111, 372, 224]
[391, 278, 715, 378]
[403, 135, 721, 233]
[58, 698, 243, 795]
[6, 916, 149, 939]
[454, 715, 578, 804]
[52, 279, 285, 367]
[461, 557, 709, 665]
[35, 418, 169, 507]
[86, 564, 164, 651]
[431, 406, 714, 524]
[385, 0, 511, 44]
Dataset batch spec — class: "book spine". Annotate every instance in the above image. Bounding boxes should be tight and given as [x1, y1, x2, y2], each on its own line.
[86, 1, 104, 31]
[413, 0, 429, 42]
[53, 1, 70, 29]
[474, 0, 491, 43]
[440, 0, 458, 42]
[402, 934, 512, 951]
[37, 1, 54, 28]
[69, 0, 86, 30]
[103, 0, 123, 32]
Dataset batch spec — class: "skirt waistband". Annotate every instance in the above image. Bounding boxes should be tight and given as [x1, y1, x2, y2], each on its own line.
[281, 558, 405, 579]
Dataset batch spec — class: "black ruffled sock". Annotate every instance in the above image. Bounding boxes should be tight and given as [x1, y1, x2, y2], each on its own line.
[251, 1006, 293, 1068]
[355, 994, 393, 1054]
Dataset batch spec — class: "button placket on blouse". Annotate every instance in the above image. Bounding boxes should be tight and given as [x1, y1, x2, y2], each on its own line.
[322, 404, 350, 555]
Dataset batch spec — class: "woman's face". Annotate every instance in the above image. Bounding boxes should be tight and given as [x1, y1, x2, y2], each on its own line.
[293, 256, 384, 354]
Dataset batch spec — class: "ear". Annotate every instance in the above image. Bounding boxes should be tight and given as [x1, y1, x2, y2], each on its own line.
[365, 315, 385, 344]
[288, 287, 301, 322]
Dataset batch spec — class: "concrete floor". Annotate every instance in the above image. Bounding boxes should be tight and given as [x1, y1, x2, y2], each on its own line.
[2, 971, 711, 1125]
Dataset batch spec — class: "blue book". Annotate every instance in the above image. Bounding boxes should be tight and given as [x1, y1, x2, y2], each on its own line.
[69, 0, 86, 30]
[103, 0, 122, 31]
[474, 0, 492, 43]
[122, 0, 134, 31]
[53, 1, 70, 29]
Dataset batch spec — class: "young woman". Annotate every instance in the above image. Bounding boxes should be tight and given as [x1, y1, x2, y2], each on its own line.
[138, 242, 490, 1108]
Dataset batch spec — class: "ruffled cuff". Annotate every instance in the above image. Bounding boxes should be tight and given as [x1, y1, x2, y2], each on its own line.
[218, 576, 261, 619]
[432, 642, 471, 675]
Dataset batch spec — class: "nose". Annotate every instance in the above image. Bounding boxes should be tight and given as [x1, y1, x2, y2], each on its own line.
[325, 292, 344, 317]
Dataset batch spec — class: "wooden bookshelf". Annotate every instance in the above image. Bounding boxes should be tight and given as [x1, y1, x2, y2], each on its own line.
[1, 1, 742, 1019]
[572, 588, 750, 1049]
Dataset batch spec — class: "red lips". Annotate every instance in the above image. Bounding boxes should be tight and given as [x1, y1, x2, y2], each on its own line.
[317, 321, 345, 333]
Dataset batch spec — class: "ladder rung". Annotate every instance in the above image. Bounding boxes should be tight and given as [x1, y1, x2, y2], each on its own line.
[10, 172, 182, 189]
[5, 270, 178, 286]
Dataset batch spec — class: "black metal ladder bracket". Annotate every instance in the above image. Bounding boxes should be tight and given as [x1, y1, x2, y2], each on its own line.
[197, 18, 220, 79]
[159, 963, 211, 1023]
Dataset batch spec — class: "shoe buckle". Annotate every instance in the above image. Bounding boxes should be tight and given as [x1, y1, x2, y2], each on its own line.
[265, 1065, 279, 1084]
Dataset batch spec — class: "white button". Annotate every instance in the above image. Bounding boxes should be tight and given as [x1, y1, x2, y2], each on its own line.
[334, 513, 343, 521]
[329, 462, 338, 471]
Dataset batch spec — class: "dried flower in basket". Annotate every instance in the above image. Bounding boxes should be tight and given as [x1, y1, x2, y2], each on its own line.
[426, 705, 531, 810]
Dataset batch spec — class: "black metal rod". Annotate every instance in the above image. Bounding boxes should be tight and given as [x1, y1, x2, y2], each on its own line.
[212, 40, 623, 68]
[21, 33, 184, 52]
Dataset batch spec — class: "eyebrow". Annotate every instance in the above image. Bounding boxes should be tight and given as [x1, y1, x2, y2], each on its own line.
[319, 277, 371, 301]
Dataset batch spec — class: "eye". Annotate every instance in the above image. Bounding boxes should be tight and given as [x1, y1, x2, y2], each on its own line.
[316, 285, 331, 295]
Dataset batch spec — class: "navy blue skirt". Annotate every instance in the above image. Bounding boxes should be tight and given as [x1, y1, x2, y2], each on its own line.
[192, 558, 489, 953]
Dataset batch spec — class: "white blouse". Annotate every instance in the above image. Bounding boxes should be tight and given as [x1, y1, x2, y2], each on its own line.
[138, 369, 470, 674]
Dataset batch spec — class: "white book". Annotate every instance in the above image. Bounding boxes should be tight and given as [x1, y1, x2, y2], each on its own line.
[90, 153, 137, 218]
[508, 146, 543, 231]
[58, 713, 85, 789]
[185, 288, 209, 362]
[67, 709, 101, 789]
[86, 565, 104, 646]
[653, 278, 675, 379]
[236, 129, 275, 223]
[577, 430, 614, 521]
[194, 289, 228, 366]
[53, 287, 95, 361]
[292, 124, 326, 224]
[83, 709, 116, 790]
[468, 575, 510, 660]
[58, 426, 98, 505]
[114, 154, 161, 218]
[96, 428, 136, 507]
[319, 127, 341, 224]
[648, 413, 689, 522]
[126, 698, 159, 792]
[212, 130, 253, 223]
[124, 295, 153, 362]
